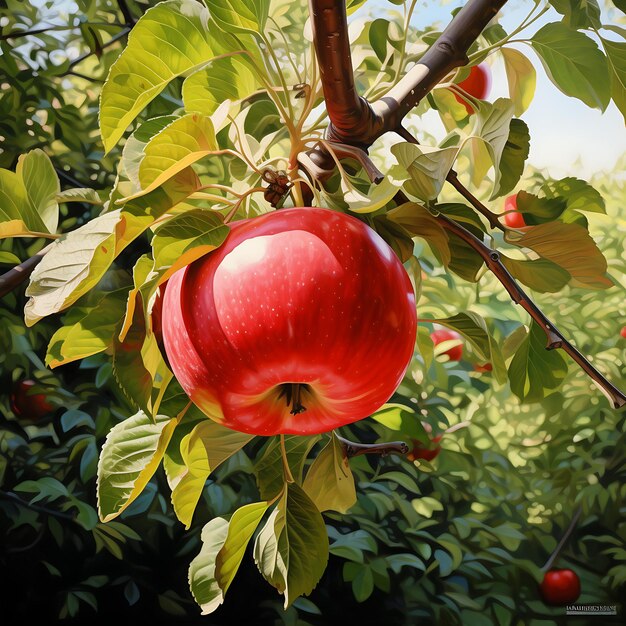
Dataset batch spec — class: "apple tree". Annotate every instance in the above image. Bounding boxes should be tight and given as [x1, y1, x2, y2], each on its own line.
[1, 0, 625, 623]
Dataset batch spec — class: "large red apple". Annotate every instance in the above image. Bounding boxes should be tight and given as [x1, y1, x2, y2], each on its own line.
[451, 64, 491, 114]
[162, 208, 417, 436]
[620, 326, 626, 339]
[540, 569, 581, 606]
[503, 194, 526, 228]
[10, 380, 53, 421]
[430, 329, 463, 361]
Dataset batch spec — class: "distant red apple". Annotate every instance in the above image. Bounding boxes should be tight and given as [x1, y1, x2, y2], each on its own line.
[10, 380, 53, 421]
[431, 329, 463, 361]
[540, 569, 581, 606]
[407, 435, 442, 462]
[474, 363, 493, 373]
[162, 208, 417, 436]
[451, 64, 491, 114]
[620, 326, 626, 339]
[503, 194, 526, 228]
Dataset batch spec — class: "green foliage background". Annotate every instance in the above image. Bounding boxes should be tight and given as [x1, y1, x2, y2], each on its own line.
[1, 0, 625, 624]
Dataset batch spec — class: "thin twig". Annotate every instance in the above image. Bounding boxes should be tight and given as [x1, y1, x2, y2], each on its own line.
[336, 435, 409, 458]
[0, 490, 76, 522]
[542, 506, 583, 571]
[395, 125, 504, 231]
[62, 29, 130, 75]
[117, 0, 136, 26]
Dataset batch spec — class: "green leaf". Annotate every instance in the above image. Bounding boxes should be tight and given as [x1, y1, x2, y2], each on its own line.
[207, 0, 269, 35]
[100, 0, 216, 153]
[601, 37, 626, 125]
[97, 410, 181, 522]
[0, 167, 48, 234]
[255, 435, 320, 501]
[254, 484, 328, 608]
[122, 115, 178, 191]
[24, 169, 200, 326]
[152, 210, 229, 270]
[433, 312, 507, 383]
[549, 0, 601, 29]
[183, 55, 258, 116]
[189, 517, 230, 614]
[172, 421, 252, 528]
[467, 98, 515, 198]
[501, 256, 570, 293]
[501, 48, 536, 116]
[506, 221, 611, 289]
[16, 149, 60, 233]
[497, 119, 530, 198]
[56, 187, 102, 205]
[515, 190, 567, 225]
[531, 23, 610, 110]
[137, 113, 218, 194]
[540, 177, 605, 214]
[216, 501, 271, 593]
[392, 143, 459, 202]
[46, 290, 128, 368]
[508, 322, 568, 403]
[387, 202, 450, 267]
[302, 433, 356, 514]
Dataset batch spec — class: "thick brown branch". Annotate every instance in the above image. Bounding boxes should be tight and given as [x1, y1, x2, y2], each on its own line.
[306, 0, 507, 172]
[0, 244, 52, 299]
[336, 435, 409, 458]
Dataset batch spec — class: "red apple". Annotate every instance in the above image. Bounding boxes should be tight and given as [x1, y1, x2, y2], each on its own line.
[407, 435, 442, 462]
[503, 194, 526, 228]
[451, 64, 491, 114]
[474, 362, 493, 373]
[620, 326, 626, 339]
[540, 569, 581, 606]
[162, 208, 417, 436]
[430, 329, 463, 362]
[10, 380, 53, 421]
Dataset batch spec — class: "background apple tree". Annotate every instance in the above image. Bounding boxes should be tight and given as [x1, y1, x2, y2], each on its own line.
[1, 0, 625, 623]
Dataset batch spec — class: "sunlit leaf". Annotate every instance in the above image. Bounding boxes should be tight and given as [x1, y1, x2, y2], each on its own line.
[501, 48, 536, 116]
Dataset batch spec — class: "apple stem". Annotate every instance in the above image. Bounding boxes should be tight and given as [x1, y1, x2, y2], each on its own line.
[277, 383, 308, 415]
[542, 505, 582, 572]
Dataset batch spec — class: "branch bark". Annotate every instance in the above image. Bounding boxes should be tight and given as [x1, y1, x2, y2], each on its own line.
[304, 0, 507, 175]
[0, 244, 52, 300]
[336, 435, 409, 458]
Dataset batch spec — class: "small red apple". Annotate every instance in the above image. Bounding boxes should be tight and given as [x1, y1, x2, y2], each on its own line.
[162, 208, 417, 436]
[430, 329, 463, 362]
[451, 64, 491, 114]
[503, 194, 526, 228]
[620, 326, 626, 339]
[407, 435, 442, 462]
[474, 362, 492, 373]
[10, 380, 54, 421]
[540, 569, 581, 606]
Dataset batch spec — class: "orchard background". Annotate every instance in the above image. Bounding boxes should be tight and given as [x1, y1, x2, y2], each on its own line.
[1, 0, 625, 624]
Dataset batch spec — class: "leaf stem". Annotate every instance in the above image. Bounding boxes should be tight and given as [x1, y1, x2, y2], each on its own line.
[279, 434, 295, 484]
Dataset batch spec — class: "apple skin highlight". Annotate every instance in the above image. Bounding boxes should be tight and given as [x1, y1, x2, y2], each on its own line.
[162, 208, 417, 436]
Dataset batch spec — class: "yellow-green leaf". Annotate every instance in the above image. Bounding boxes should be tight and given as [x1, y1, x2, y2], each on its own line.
[302, 433, 356, 514]
[100, 0, 216, 153]
[97, 410, 181, 522]
[216, 501, 271, 593]
[501, 48, 536, 116]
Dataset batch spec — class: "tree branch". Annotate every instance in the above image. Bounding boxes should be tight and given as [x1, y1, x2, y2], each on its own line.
[336, 435, 409, 458]
[303, 0, 507, 176]
[0, 490, 76, 522]
[0, 244, 52, 299]
[542, 505, 582, 571]
[61, 29, 130, 75]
